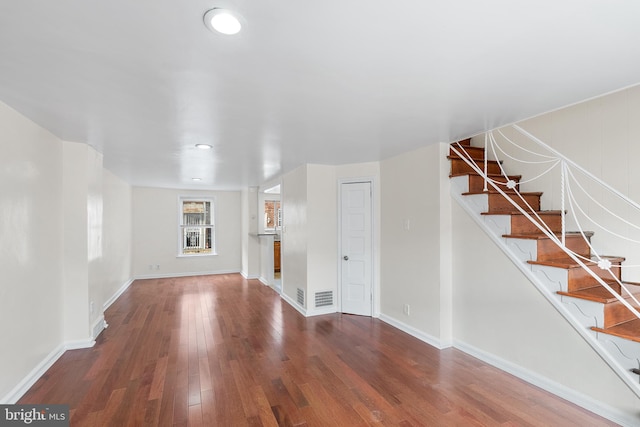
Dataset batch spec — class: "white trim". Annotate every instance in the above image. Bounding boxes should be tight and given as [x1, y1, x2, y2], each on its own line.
[64, 338, 96, 350]
[91, 315, 107, 340]
[0, 337, 95, 404]
[0, 344, 66, 404]
[306, 306, 338, 317]
[281, 292, 307, 317]
[454, 339, 639, 427]
[338, 177, 377, 316]
[133, 269, 240, 280]
[103, 278, 134, 311]
[240, 271, 260, 280]
[379, 313, 450, 350]
[258, 276, 269, 286]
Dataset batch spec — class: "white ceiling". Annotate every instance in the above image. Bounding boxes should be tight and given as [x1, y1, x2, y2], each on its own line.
[2, 0, 640, 190]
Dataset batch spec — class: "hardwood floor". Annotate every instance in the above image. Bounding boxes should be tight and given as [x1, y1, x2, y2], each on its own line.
[19, 274, 617, 426]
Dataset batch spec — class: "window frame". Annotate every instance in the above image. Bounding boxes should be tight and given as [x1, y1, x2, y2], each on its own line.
[177, 196, 217, 257]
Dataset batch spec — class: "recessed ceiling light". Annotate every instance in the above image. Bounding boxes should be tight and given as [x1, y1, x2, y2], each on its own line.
[192, 178, 202, 181]
[195, 144, 212, 150]
[204, 8, 242, 35]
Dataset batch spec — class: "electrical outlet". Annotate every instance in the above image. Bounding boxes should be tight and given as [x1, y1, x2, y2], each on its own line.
[90, 301, 95, 315]
[155, 264, 160, 270]
[148, 264, 153, 270]
[403, 219, 411, 231]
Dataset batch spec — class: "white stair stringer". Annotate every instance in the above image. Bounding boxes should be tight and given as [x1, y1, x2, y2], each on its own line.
[450, 182, 640, 399]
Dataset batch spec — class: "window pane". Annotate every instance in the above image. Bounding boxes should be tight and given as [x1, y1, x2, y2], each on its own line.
[180, 198, 214, 255]
[182, 226, 213, 254]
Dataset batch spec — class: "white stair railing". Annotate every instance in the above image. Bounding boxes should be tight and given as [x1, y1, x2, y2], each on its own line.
[450, 126, 640, 322]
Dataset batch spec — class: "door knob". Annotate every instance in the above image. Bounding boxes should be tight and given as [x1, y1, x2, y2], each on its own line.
[343, 255, 349, 260]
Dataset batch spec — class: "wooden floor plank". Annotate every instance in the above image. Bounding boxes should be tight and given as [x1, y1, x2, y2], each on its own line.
[17, 274, 620, 426]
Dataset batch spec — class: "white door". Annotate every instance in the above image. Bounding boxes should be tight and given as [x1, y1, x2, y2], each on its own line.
[340, 181, 372, 316]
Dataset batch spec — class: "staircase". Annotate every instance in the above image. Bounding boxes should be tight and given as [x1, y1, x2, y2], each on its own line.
[448, 137, 640, 397]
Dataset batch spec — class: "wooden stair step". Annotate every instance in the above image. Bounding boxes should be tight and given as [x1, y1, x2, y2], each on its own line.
[592, 319, 640, 343]
[503, 232, 592, 261]
[449, 145, 485, 160]
[559, 283, 640, 327]
[448, 156, 502, 175]
[482, 210, 563, 234]
[529, 255, 625, 269]
[529, 256, 625, 292]
[449, 173, 522, 193]
[462, 190, 542, 213]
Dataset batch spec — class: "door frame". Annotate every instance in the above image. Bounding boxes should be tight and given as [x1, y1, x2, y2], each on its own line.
[337, 177, 377, 317]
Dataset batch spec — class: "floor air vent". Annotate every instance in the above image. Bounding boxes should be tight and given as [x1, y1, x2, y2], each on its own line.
[315, 291, 333, 307]
[296, 288, 305, 306]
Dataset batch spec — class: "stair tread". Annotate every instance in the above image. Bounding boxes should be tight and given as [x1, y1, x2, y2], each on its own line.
[504, 231, 594, 240]
[559, 284, 640, 303]
[529, 255, 625, 268]
[462, 190, 543, 196]
[592, 319, 640, 343]
[451, 138, 471, 146]
[447, 155, 501, 163]
[482, 210, 562, 216]
[449, 172, 522, 179]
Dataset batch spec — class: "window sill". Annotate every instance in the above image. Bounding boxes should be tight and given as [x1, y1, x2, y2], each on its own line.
[177, 252, 218, 258]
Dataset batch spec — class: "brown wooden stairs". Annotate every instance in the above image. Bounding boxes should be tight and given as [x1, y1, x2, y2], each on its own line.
[448, 138, 640, 390]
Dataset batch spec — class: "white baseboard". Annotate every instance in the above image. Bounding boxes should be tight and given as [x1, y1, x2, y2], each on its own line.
[103, 278, 134, 311]
[379, 313, 450, 350]
[258, 276, 269, 286]
[240, 271, 259, 280]
[91, 315, 108, 340]
[63, 339, 95, 350]
[133, 269, 240, 280]
[281, 292, 307, 317]
[0, 344, 66, 404]
[453, 339, 639, 427]
[0, 336, 95, 404]
[306, 306, 337, 317]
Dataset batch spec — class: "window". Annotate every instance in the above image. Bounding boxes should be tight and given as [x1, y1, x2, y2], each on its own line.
[264, 200, 281, 230]
[179, 198, 215, 256]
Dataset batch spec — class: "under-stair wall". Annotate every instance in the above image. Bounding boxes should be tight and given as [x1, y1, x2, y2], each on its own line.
[451, 201, 640, 422]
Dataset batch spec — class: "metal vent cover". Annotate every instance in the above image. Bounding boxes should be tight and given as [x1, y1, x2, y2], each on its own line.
[296, 288, 305, 306]
[315, 291, 333, 307]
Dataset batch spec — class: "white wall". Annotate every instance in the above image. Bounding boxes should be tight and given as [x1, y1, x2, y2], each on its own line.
[379, 144, 452, 347]
[61, 142, 90, 343]
[281, 165, 308, 308]
[511, 85, 640, 282]
[306, 164, 338, 306]
[101, 169, 132, 310]
[131, 187, 241, 277]
[241, 187, 260, 279]
[0, 101, 64, 401]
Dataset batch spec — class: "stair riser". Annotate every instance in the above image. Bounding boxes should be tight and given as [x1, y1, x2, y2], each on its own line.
[450, 158, 502, 175]
[535, 236, 591, 262]
[487, 193, 540, 213]
[568, 266, 622, 292]
[449, 146, 485, 160]
[467, 175, 520, 193]
[605, 301, 640, 327]
[510, 214, 562, 234]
